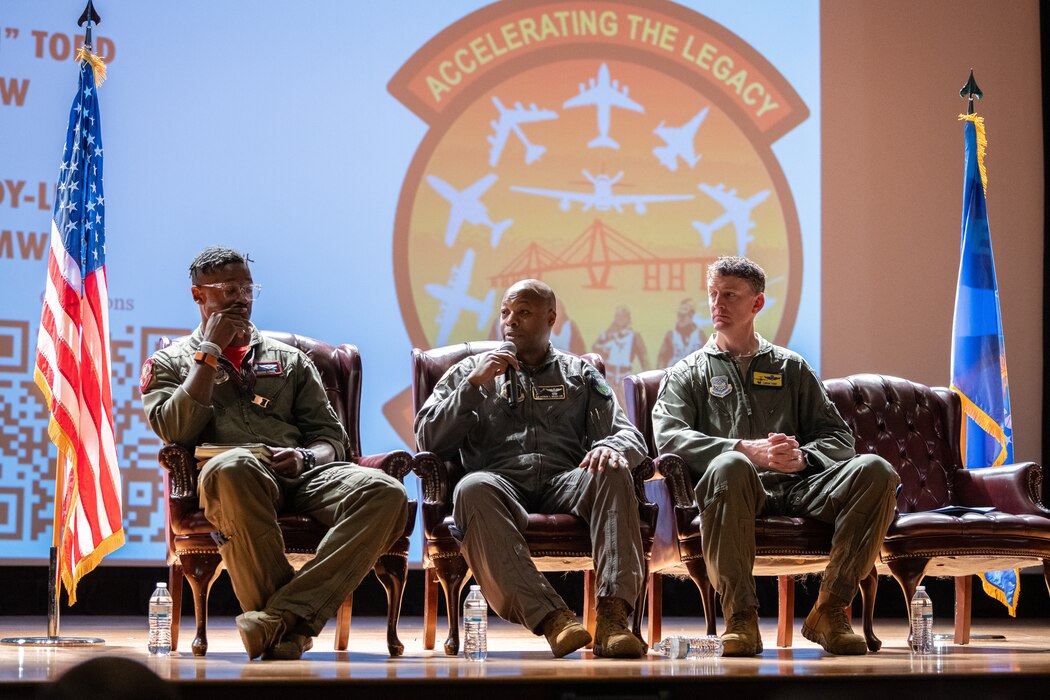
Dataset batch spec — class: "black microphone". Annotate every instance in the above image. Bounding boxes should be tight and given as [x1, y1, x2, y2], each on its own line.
[498, 340, 524, 406]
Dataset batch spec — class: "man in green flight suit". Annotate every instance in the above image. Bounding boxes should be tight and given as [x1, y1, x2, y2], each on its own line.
[415, 279, 648, 658]
[652, 256, 898, 656]
[140, 246, 408, 660]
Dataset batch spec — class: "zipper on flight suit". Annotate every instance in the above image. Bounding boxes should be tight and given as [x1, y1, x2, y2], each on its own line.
[724, 353, 756, 438]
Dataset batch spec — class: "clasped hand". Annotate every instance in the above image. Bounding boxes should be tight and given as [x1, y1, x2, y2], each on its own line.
[738, 433, 806, 473]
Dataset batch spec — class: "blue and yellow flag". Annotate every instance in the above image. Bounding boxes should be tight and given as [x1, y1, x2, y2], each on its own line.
[950, 113, 1017, 615]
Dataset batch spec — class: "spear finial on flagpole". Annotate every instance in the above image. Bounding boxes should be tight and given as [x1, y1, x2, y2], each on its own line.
[77, 0, 101, 49]
[76, 1, 106, 86]
[960, 69, 983, 115]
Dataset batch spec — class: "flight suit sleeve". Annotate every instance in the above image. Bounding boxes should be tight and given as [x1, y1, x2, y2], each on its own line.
[291, 353, 348, 461]
[796, 361, 856, 470]
[414, 359, 485, 458]
[652, 365, 738, 477]
[140, 352, 214, 447]
[584, 365, 648, 468]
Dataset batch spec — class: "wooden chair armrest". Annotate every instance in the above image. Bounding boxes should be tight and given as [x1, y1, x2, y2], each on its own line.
[653, 453, 695, 508]
[954, 462, 1050, 516]
[159, 444, 197, 499]
[412, 451, 452, 506]
[357, 450, 414, 482]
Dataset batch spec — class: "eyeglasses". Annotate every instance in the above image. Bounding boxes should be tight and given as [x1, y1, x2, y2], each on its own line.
[195, 282, 262, 301]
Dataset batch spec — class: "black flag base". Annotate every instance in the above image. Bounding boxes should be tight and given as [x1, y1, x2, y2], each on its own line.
[0, 547, 105, 647]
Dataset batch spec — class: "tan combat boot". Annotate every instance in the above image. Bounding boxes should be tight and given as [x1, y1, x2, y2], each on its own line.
[802, 598, 867, 655]
[261, 632, 314, 661]
[235, 610, 287, 660]
[721, 607, 763, 656]
[540, 608, 592, 658]
[593, 597, 645, 659]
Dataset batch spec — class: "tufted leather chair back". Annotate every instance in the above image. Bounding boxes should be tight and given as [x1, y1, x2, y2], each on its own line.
[824, 374, 963, 514]
[623, 369, 667, 460]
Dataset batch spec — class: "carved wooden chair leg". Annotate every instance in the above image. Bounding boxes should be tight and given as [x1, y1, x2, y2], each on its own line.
[954, 575, 972, 645]
[777, 575, 794, 647]
[423, 566, 438, 651]
[888, 558, 930, 643]
[859, 567, 881, 652]
[684, 559, 718, 636]
[647, 572, 662, 645]
[180, 552, 223, 657]
[374, 553, 408, 656]
[168, 561, 184, 652]
[334, 595, 352, 650]
[583, 570, 597, 648]
[434, 555, 470, 656]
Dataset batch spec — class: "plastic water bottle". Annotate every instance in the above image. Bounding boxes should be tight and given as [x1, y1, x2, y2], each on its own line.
[909, 585, 933, 654]
[651, 635, 723, 659]
[148, 582, 173, 655]
[462, 585, 488, 661]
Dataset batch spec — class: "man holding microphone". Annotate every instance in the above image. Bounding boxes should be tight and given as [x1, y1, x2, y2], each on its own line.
[415, 279, 648, 659]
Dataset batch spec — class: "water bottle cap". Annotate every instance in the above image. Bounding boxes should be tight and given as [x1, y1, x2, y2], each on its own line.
[156, 583, 167, 588]
[469, 585, 481, 591]
[916, 586, 925, 591]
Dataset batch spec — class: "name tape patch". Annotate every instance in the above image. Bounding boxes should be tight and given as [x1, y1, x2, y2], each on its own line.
[753, 372, 783, 387]
[532, 384, 566, 400]
[254, 360, 283, 376]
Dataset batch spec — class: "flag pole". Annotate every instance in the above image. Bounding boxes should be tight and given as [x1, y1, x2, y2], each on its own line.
[2, 0, 107, 648]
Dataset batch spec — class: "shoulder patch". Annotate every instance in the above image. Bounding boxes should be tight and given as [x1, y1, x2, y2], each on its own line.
[710, 375, 733, 398]
[585, 365, 613, 399]
[139, 358, 155, 393]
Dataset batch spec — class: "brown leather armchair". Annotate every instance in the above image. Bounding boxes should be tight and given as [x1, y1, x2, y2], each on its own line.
[159, 331, 417, 657]
[411, 341, 658, 656]
[825, 374, 1050, 644]
[623, 368, 880, 651]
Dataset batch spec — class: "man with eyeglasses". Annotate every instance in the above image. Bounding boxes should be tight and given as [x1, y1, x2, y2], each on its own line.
[139, 246, 408, 660]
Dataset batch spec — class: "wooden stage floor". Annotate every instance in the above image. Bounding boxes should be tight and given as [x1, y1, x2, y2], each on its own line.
[2, 616, 1049, 699]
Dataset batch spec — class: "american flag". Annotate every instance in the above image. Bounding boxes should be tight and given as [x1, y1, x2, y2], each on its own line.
[33, 51, 124, 604]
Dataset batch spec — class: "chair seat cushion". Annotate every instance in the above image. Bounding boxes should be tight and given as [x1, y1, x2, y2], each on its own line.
[886, 510, 1050, 540]
[881, 511, 1050, 565]
[678, 514, 833, 551]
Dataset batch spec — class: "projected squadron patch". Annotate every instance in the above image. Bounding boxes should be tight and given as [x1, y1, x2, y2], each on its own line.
[385, 0, 809, 438]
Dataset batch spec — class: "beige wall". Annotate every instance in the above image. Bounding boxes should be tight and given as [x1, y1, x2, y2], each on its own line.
[822, 0, 1044, 461]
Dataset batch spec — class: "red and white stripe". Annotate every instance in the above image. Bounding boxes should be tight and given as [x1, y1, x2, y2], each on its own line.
[34, 221, 123, 603]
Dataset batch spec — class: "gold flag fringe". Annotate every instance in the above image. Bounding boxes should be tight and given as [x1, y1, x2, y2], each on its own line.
[74, 45, 107, 87]
[959, 113, 988, 193]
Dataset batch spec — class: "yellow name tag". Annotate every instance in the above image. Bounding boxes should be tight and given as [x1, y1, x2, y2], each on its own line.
[753, 372, 783, 387]
[532, 384, 566, 400]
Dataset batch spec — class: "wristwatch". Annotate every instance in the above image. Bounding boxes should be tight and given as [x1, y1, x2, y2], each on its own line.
[193, 350, 218, 369]
[296, 447, 316, 470]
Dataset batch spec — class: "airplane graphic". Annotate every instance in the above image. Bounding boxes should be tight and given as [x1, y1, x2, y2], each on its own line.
[488, 97, 558, 167]
[425, 248, 496, 346]
[426, 173, 512, 248]
[511, 170, 693, 214]
[653, 107, 709, 172]
[692, 183, 771, 257]
[563, 63, 644, 150]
